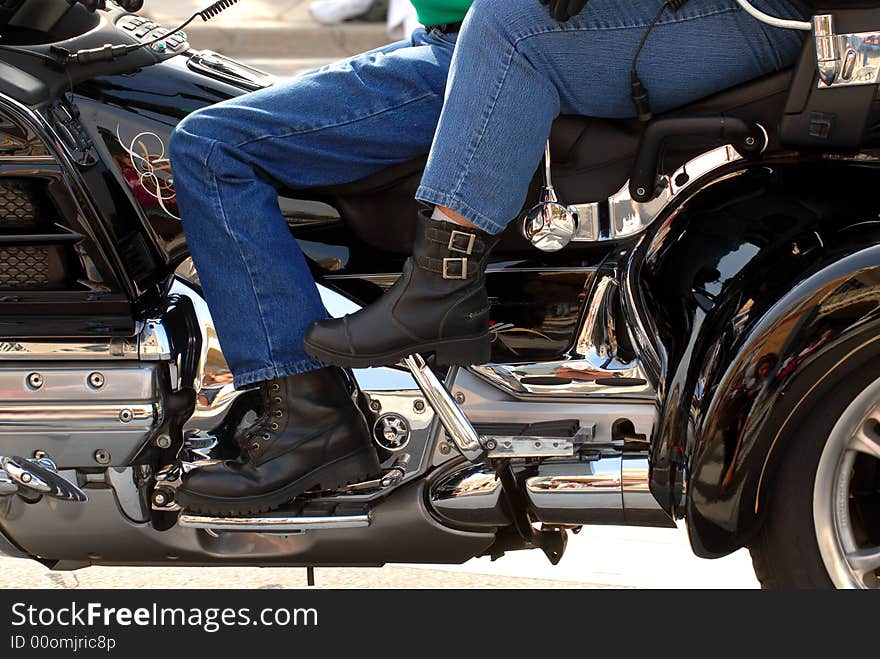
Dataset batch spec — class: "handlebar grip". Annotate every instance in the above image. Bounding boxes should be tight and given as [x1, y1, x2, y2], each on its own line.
[629, 116, 767, 203]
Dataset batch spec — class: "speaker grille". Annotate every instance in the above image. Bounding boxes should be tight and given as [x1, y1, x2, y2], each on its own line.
[0, 245, 62, 289]
[0, 180, 39, 229]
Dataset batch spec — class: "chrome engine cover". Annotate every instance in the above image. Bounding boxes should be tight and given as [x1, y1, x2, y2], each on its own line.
[0, 362, 160, 468]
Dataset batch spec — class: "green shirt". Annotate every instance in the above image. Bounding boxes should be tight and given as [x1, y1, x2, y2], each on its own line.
[410, 0, 473, 25]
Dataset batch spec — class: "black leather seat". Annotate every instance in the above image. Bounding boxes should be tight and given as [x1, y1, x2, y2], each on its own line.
[307, 68, 794, 253]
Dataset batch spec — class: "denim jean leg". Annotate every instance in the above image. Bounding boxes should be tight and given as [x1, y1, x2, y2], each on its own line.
[417, 0, 810, 233]
[170, 29, 457, 388]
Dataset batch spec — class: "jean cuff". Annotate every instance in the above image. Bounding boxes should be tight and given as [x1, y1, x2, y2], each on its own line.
[233, 357, 328, 390]
[415, 186, 507, 234]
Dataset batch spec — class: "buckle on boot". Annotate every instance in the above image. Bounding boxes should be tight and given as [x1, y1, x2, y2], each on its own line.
[448, 230, 476, 255]
[442, 257, 468, 280]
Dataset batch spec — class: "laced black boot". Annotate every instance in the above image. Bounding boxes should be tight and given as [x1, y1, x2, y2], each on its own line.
[304, 210, 500, 368]
[175, 367, 380, 515]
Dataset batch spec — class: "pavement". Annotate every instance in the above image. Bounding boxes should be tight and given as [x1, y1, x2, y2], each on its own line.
[147, 0, 390, 62]
[39, 2, 758, 590]
[0, 525, 760, 589]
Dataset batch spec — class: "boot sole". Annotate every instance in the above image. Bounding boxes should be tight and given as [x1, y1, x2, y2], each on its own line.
[174, 448, 380, 517]
[303, 332, 492, 369]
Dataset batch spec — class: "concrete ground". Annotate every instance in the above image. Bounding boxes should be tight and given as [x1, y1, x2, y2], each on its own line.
[0, 525, 760, 589]
[147, 0, 391, 58]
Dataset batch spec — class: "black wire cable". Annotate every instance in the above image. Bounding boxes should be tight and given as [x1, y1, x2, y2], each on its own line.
[630, 0, 690, 122]
[53, 0, 241, 65]
[0, 43, 64, 66]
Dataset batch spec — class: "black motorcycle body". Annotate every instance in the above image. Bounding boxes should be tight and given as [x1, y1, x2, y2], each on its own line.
[1, 0, 879, 587]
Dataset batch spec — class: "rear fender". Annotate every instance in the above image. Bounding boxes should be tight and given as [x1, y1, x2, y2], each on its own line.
[632, 159, 880, 557]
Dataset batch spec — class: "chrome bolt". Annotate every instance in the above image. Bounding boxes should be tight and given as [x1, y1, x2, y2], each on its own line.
[88, 372, 105, 389]
[454, 392, 466, 405]
[155, 434, 172, 449]
[153, 492, 167, 506]
[20, 473, 32, 484]
[413, 399, 426, 414]
[484, 439, 498, 451]
[94, 449, 111, 465]
[27, 373, 43, 389]
[438, 442, 452, 455]
[636, 187, 647, 197]
[33, 450, 48, 460]
[745, 136, 756, 146]
[369, 400, 381, 413]
[118, 409, 134, 423]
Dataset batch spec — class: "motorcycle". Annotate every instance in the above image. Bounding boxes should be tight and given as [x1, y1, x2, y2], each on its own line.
[0, 0, 878, 588]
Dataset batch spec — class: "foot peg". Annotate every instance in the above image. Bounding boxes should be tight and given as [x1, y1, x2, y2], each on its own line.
[178, 503, 370, 533]
[0, 456, 88, 503]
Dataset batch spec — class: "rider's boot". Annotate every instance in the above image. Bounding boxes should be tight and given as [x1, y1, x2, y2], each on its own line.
[175, 367, 380, 515]
[304, 209, 500, 368]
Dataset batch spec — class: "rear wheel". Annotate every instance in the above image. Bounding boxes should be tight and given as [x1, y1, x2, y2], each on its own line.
[749, 368, 880, 589]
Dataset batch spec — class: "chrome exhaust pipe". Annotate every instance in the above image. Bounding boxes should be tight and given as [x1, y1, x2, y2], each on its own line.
[429, 444, 674, 529]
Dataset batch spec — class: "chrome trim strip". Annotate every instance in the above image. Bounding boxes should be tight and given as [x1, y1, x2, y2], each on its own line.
[178, 513, 370, 532]
[571, 145, 744, 243]
[0, 404, 154, 428]
[0, 156, 57, 164]
[0, 338, 139, 360]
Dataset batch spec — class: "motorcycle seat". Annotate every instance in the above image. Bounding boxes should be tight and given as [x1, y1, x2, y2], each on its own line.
[312, 68, 793, 253]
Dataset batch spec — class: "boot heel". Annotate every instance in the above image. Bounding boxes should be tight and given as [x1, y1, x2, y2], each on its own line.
[434, 335, 492, 366]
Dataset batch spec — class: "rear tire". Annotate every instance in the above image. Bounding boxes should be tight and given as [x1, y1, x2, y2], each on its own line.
[749, 361, 880, 589]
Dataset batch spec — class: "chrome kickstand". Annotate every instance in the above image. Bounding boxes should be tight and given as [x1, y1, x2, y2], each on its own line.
[401, 354, 485, 462]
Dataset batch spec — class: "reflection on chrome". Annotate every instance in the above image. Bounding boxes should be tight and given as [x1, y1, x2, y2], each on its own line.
[430, 462, 509, 527]
[471, 273, 655, 399]
[170, 279, 242, 434]
[571, 145, 743, 243]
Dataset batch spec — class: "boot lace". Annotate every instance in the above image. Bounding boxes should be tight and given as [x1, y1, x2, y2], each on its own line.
[242, 380, 286, 456]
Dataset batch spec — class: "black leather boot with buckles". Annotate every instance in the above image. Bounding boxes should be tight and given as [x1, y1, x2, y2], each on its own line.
[304, 210, 500, 368]
[175, 367, 380, 515]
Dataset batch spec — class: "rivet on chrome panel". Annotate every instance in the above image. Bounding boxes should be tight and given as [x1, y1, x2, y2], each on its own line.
[118, 409, 134, 423]
[88, 372, 105, 389]
[26, 373, 43, 390]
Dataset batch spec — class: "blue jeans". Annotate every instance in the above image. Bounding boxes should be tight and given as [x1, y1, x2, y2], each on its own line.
[170, 0, 808, 388]
[417, 0, 811, 231]
[171, 29, 458, 388]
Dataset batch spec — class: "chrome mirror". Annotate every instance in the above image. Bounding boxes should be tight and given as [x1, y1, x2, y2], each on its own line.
[522, 141, 579, 252]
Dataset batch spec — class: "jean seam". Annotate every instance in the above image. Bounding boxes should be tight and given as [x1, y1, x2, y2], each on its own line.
[230, 91, 439, 151]
[204, 157, 280, 370]
[508, 6, 742, 43]
[448, 41, 517, 205]
[416, 186, 506, 233]
[235, 358, 327, 389]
